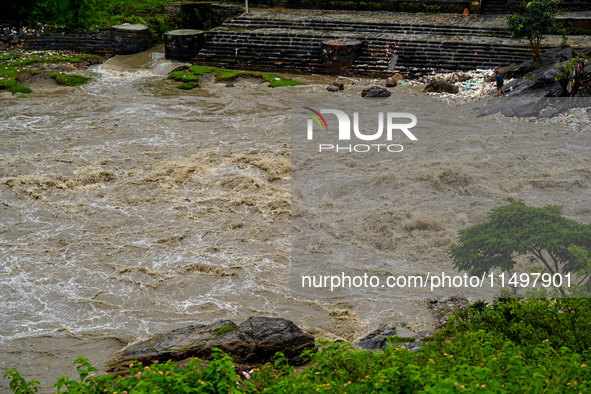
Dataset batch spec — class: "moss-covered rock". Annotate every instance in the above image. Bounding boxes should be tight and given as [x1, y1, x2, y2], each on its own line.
[167, 65, 304, 90]
[50, 72, 91, 87]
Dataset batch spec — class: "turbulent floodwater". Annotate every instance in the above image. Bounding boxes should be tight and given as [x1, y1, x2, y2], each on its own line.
[1, 47, 590, 391]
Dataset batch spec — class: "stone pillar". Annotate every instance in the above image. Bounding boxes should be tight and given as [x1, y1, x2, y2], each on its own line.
[321, 40, 363, 68]
[163, 29, 206, 61]
[112, 24, 149, 55]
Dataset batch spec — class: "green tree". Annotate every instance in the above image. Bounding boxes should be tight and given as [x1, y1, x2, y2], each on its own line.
[506, 0, 558, 60]
[449, 200, 591, 296]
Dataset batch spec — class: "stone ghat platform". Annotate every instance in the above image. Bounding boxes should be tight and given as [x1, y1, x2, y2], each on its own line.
[197, 29, 538, 75]
[195, 11, 550, 76]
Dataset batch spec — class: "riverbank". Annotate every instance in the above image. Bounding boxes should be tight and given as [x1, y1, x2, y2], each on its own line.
[1, 46, 590, 392]
[6, 298, 591, 393]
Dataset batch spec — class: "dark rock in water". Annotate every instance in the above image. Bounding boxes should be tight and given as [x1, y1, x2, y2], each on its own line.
[225, 82, 235, 87]
[109, 317, 314, 370]
[209, 316, 314, 365]
[423, 80, 459, 94]
[327, 81, 344, 92]
[361, 86, 391, 98]
[358, 321, 430, 352]
[357, 323, 403, 350]
[110, 320, 236, 369]
[476, 46, 591, 117]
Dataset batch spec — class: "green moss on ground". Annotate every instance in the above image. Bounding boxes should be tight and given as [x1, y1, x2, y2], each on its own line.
[177, 81, 199, 90]
[7, 83, 32, 94]
[210, 324, 237, 339]
[167, 66, 305, 90]
[0, 52, 99, 94]
[50, 72, 91, 86]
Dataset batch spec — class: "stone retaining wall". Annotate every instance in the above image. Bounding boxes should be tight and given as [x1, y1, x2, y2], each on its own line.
[196, 28, 536, 76]
[5, 2, 240, 55]
[162, 2, 242, 30]
[20, 26, 149, 55]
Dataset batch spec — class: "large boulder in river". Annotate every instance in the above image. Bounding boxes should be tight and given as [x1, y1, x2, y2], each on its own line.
[207, 316, 314, 365]
[108, 317, 314, 370]
[361, 86, 391, 98]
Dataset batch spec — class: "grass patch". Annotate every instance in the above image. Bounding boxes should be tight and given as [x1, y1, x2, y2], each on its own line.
[168, 66, 304, 90]
[9, 84, 32, 94]
[177, 81, 199, 90]
[0, 52, 99, 94]
[210, 324, 237, 339]
[50, 72, 91, 86]
[168, 71, 200, 82]
[0, 54, 22, 61]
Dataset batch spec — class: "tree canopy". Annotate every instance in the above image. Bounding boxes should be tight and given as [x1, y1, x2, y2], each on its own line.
[506, 0, 558, 60]
[449, 200, 591, 294]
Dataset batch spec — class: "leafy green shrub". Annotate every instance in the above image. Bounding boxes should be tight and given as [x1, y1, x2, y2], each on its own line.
[5, 299, 591, 393]
[3, 369, 40, 393]
[555, 54, 591, 97]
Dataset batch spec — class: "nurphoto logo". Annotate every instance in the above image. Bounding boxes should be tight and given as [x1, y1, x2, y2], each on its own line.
[303, 107, 418, 153]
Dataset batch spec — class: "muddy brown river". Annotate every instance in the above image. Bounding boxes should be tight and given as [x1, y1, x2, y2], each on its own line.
[1, 47, 589, 392]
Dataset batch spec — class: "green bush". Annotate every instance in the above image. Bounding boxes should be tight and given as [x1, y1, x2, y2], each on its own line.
[5, 299, 591, 393]
[2, 0, 180, 35]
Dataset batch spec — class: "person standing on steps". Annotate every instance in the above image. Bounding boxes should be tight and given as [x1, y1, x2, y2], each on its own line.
[495, 70, 506, 97]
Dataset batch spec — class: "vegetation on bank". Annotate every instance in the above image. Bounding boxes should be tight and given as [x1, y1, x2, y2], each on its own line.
[450, 200, 591, 297]
[4, 298, 591, 393]
[0, 52, 100, 94]
[50, 72, 91, 86]
[506, 0, 559, 60]
[2, 0, 182, 43]
[4, 0, 175, 29]
[167, 65, 305, 89]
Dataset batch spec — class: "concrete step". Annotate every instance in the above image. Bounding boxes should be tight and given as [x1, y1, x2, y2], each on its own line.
[227, 16, 511, 37]
[196, 26, 536, 75]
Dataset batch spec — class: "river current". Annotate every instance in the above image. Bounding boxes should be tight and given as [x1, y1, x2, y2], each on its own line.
[1, 47, 589, 391]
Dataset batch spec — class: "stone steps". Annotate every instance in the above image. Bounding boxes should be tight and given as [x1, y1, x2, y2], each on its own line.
[196, 29, 536, 75]
[351, 39, 534, 75]
[227, 16, 512, 38]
